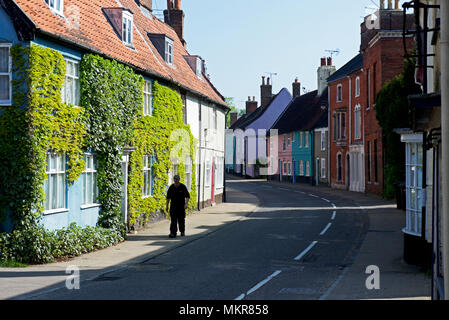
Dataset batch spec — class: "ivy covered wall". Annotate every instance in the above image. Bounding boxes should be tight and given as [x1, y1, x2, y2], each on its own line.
[0, 44, 198, 234]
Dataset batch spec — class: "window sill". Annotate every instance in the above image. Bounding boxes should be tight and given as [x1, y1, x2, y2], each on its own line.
[80, 203, 101, 210]
[43, 208, 69, 215]
[0, 102, 12, 106]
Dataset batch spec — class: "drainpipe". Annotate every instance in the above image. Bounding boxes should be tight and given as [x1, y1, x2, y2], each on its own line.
[440, 0, 449, 300]
[348, 76, 352, 190]
[197, 101, 202, 211]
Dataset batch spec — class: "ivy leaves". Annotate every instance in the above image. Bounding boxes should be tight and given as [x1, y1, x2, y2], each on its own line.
[80, 55, 143, 232]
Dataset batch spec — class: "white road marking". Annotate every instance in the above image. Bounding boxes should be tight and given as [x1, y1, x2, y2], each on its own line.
[331, 211, 336, 220]
[309, 194, 319, 198]
[245, 270, 282, 297]
[320, 223, 332, 236]
[234, 293, 245, 300]
[331, 203, 337, 208]
[321, 198, 331, 203]
[279, 188, 289, 191]
[294, 241, 318, 261]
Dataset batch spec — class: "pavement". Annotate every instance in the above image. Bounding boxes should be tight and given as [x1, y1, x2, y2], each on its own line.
[0, 175, 431, 300]
[263, 178, 431, 300]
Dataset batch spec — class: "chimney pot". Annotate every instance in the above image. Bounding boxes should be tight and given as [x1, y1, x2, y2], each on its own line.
[267, 77, 271, 85]
[394, 0, 399, 9]
[388, 0, 392, 9]
[321, 57, 326, 66]
[293, 78, 301, 98]
[175, 0, 181, 10]
[262, 76, 266, 85]
[380, 0, 385, 9]
[327, 57, 332, 66]
[248, 96, 251, 101]
[253, 96, 256, 101]
[167, 0, 173, 9]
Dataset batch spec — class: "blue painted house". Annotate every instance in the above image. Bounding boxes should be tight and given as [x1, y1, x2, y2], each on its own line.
[0, 0, 227, 232]
[271, 88, 329, 184]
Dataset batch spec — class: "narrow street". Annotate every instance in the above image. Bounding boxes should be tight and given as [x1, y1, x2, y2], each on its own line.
[26, 179, 367, 300]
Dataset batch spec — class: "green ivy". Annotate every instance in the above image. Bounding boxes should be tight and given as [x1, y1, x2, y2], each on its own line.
[80, 54, 144, 232]
[0, 44, 86, 229]
[128, 82, 198, 227]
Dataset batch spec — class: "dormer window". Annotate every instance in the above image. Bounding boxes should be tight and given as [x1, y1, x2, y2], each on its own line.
[165, 38, 174, 66]
[45, 0, 64, 15]
[196, 57, 202, 78]
[122, 11, 133, 46]
[148, 34, 174, 66]
[184, 55, 203, 79]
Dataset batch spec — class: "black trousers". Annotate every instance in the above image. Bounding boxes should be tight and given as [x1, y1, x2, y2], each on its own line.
[170, 210, 185, 235]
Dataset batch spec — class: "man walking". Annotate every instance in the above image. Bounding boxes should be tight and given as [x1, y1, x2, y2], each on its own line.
[166, 174, 190, 238]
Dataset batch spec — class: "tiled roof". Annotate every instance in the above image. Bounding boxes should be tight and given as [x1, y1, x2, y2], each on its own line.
[271, 88, 328, 135]
[327, 54, 363, 83]
[12, 0, 227, 108]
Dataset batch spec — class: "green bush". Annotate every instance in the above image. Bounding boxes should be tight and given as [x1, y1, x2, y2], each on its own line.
[0, 223, 124, 265]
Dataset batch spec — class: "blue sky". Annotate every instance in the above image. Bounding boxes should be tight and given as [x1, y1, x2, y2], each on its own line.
[152, 0, 404, 111]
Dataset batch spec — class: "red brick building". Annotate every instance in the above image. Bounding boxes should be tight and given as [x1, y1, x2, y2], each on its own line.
[328, 54, 364, 190]
[360, 6, 414, 195]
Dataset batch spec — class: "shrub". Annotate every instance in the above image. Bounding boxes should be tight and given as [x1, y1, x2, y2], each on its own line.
[0, 223, 124, 265]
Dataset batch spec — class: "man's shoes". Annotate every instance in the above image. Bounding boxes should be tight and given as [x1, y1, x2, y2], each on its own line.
[169, 234, 176, 238]
[180, 232, 185, 237]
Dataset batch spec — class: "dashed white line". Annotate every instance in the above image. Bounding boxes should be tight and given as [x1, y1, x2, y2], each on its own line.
[320, 223, 332, 236]
[235, 270, 282, 300]
[331, 211, 336, 220]
[279, 188, 289, 191]
[294, 241, 318, 261]
[308, 194, 319, 198]
[321, 198, 331, 203]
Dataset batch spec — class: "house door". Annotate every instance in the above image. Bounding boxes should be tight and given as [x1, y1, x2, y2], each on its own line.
[121, 155, 129, 227]
[316, 158, 320, 186]
[346, 154, 350, 190]
[211, 159, 215, 204]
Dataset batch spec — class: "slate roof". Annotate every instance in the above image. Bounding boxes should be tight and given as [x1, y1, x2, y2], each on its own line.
[270, 88, 329, 135]
[9, 0, 227, 108]
[326, 54, 363, 83]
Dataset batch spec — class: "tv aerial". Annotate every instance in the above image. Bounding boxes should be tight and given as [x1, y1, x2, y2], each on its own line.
[325, 49, 340, 59]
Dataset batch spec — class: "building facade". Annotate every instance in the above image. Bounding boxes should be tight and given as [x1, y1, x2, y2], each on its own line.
[0, 0, 227, 232]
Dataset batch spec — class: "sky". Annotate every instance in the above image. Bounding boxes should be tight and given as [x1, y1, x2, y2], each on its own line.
[151, 0, 407, 111]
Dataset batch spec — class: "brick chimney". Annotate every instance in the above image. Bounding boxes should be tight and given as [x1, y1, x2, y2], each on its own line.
[140, 0, 152, 11]
[292, 78, 301, 99]
[230, 112, 238, 126]
[246, 96, 258, 114]
[164, 0, 186, 46]
[260, 76, 272, 108]
[317, 57, 336, 96]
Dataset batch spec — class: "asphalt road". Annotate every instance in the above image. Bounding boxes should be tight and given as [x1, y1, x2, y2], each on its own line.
[31, 179, 367, 300]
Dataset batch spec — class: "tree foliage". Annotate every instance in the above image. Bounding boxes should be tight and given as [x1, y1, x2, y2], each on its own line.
[375, 58, 422, 198]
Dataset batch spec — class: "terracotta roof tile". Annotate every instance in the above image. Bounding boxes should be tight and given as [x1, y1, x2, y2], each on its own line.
[14, 0, 227, 108]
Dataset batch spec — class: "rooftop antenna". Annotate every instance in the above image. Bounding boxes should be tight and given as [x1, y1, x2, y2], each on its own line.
[325, 49, 340, 59]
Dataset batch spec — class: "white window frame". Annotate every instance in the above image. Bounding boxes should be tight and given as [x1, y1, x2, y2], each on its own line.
[354, 104, 362, 140]
[45, 0, 64, 15]
[82, 153, 99, 206]
[165, 38, 174, 66]
[305, 132, 309, 148]
[143, 80, 153, 116]
[287, 162, 291, 176]
[196, 57, 202, 78]
[355, 76, 360, 97]
[320, 131, 326, 151]
[142, 154, 154, 197]
[337, 84, 343, 102]
[185, 156, 192, 191]
[300, 160, 304, 176]
[62, 58, 80, 106]
[44, 152, 67, 213]
[299, 132, 303, 148]
[321, 158, 326, 178]
[122, 11, 134, 46]
[0, 44, 12, 106]
[405, 142, 424, 236]
[205, 162, 211, 186]
[306, 161, 310, 177]
[282, 135, 286, 151]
